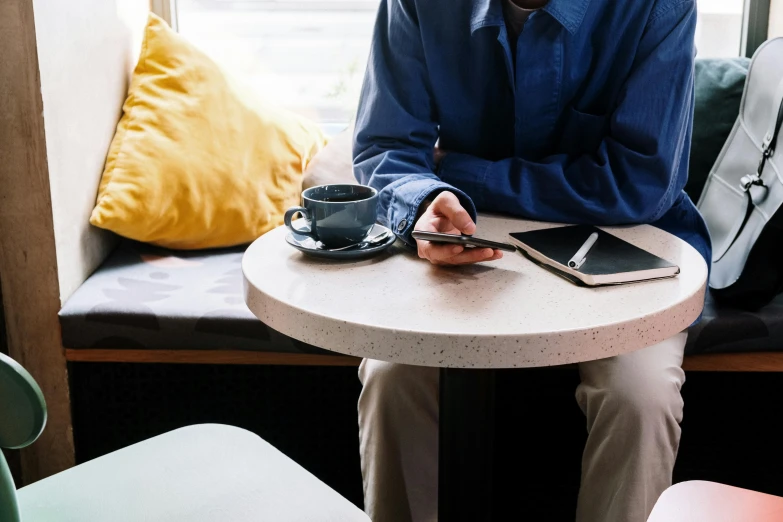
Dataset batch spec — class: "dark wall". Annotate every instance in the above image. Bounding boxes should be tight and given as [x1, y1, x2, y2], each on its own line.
[69, 363, 783, 519]
[69, 363, 366, 507]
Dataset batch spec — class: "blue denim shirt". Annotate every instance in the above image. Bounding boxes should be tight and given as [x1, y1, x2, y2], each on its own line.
[353, 0, 712, 265]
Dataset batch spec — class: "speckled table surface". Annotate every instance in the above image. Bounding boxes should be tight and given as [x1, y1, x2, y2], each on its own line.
[243, 214, 707, 369]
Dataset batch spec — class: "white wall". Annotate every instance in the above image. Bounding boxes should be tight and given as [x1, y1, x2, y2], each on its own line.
[32, 0, 149, 303]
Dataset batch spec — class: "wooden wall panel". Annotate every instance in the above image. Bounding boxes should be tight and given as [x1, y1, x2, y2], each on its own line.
[0, 0, 74, 483]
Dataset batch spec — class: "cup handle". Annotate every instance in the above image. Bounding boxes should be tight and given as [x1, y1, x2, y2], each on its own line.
[284, 206, 315, 238]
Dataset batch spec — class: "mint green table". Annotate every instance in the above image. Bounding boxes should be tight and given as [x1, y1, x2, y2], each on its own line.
[0, 352, 368, 522]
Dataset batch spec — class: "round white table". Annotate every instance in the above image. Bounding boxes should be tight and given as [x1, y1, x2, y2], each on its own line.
[243, 214, 708, 520]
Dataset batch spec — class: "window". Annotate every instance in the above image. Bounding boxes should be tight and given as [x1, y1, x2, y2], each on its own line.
[696, 0, 745, 57]
[176, 0, 380, 134]
[168, 0, 768, 131]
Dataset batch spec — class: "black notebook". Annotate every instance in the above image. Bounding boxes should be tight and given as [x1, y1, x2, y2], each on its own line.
[508, 225, 680, 286]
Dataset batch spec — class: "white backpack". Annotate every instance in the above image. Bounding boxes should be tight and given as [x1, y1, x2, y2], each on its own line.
[698, 38, 783, 310]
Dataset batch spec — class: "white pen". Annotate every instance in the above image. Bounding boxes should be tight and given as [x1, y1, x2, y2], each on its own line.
[568, 232, 599, 270]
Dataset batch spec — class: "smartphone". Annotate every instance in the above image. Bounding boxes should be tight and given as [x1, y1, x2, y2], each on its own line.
[411, 231, 517, 252]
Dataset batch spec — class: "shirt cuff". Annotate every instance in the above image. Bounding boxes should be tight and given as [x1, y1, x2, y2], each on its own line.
[388, 178, 478, 247]
[437, 152, 493, 209]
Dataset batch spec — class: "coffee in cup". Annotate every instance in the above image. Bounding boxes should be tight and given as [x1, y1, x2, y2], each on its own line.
[284, 184, 378, 248]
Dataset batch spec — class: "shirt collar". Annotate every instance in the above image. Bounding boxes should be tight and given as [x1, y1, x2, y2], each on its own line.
[470, 0, 590, 35]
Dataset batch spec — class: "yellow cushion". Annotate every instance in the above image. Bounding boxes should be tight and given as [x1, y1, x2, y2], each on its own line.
[90, 13, 326, 249]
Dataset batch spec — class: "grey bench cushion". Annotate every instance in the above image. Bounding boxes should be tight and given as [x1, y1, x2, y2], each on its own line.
[685, 57, 750, 202]
[59, 241, 329, 354]
[62, 241, 782, 356]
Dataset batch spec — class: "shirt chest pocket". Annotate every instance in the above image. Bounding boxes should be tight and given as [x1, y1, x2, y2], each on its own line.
[558, 106, 609, 157]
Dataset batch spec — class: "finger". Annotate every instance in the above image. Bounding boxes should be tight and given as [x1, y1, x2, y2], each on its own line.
[441, 247, 496, 265]
[432, 193, 476, 235]
[429, 217, 462, 235]
[418, 241, 462, 259]
[420, 242, 464, 263]
[489, 250, 504, 261]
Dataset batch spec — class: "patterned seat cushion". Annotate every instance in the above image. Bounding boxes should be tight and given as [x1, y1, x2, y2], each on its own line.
[59, 241, 330, 354]
[61, 242, 782, 356]
[685, 291, 783, 355]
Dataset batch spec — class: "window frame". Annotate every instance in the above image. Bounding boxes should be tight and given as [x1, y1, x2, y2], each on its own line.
[151, 0, 179, 31]
[743, 0, 772, 56]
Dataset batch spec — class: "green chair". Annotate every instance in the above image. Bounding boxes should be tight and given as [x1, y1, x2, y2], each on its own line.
[0, 352, 369, 522]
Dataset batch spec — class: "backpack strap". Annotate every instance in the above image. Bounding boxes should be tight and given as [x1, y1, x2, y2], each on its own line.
[720, 79, 783, 261]
[740, 77, 783, 193]
[762, 81, 783, 156]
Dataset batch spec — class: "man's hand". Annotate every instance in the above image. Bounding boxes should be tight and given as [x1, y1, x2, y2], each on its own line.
[414, 192, 503, 265]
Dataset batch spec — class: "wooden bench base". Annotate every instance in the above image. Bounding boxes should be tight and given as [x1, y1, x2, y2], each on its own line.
[64, 349, 783, 372]
[64, 349, 361, 366]
[681, 352, 783, 372]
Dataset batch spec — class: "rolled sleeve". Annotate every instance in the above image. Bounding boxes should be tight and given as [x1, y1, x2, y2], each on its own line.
[353, 0, 479, 248]
[389, 178, 478, 246]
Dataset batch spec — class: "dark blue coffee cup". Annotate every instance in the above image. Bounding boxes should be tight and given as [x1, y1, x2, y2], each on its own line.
[284, 184, 378, 248]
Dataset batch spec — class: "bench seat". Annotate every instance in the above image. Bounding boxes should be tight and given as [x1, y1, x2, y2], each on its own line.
[59, 240, 329, 355]
[60, 240, 783, 359]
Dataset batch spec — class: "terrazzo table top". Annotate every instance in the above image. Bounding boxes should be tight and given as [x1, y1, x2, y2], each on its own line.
[243, 215, 707, 369]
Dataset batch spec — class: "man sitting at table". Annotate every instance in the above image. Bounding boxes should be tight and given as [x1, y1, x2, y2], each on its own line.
[352, 0, 711, 521]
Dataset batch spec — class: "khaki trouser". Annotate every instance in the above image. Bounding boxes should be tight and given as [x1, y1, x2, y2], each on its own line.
[357, 332, 687, 522]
